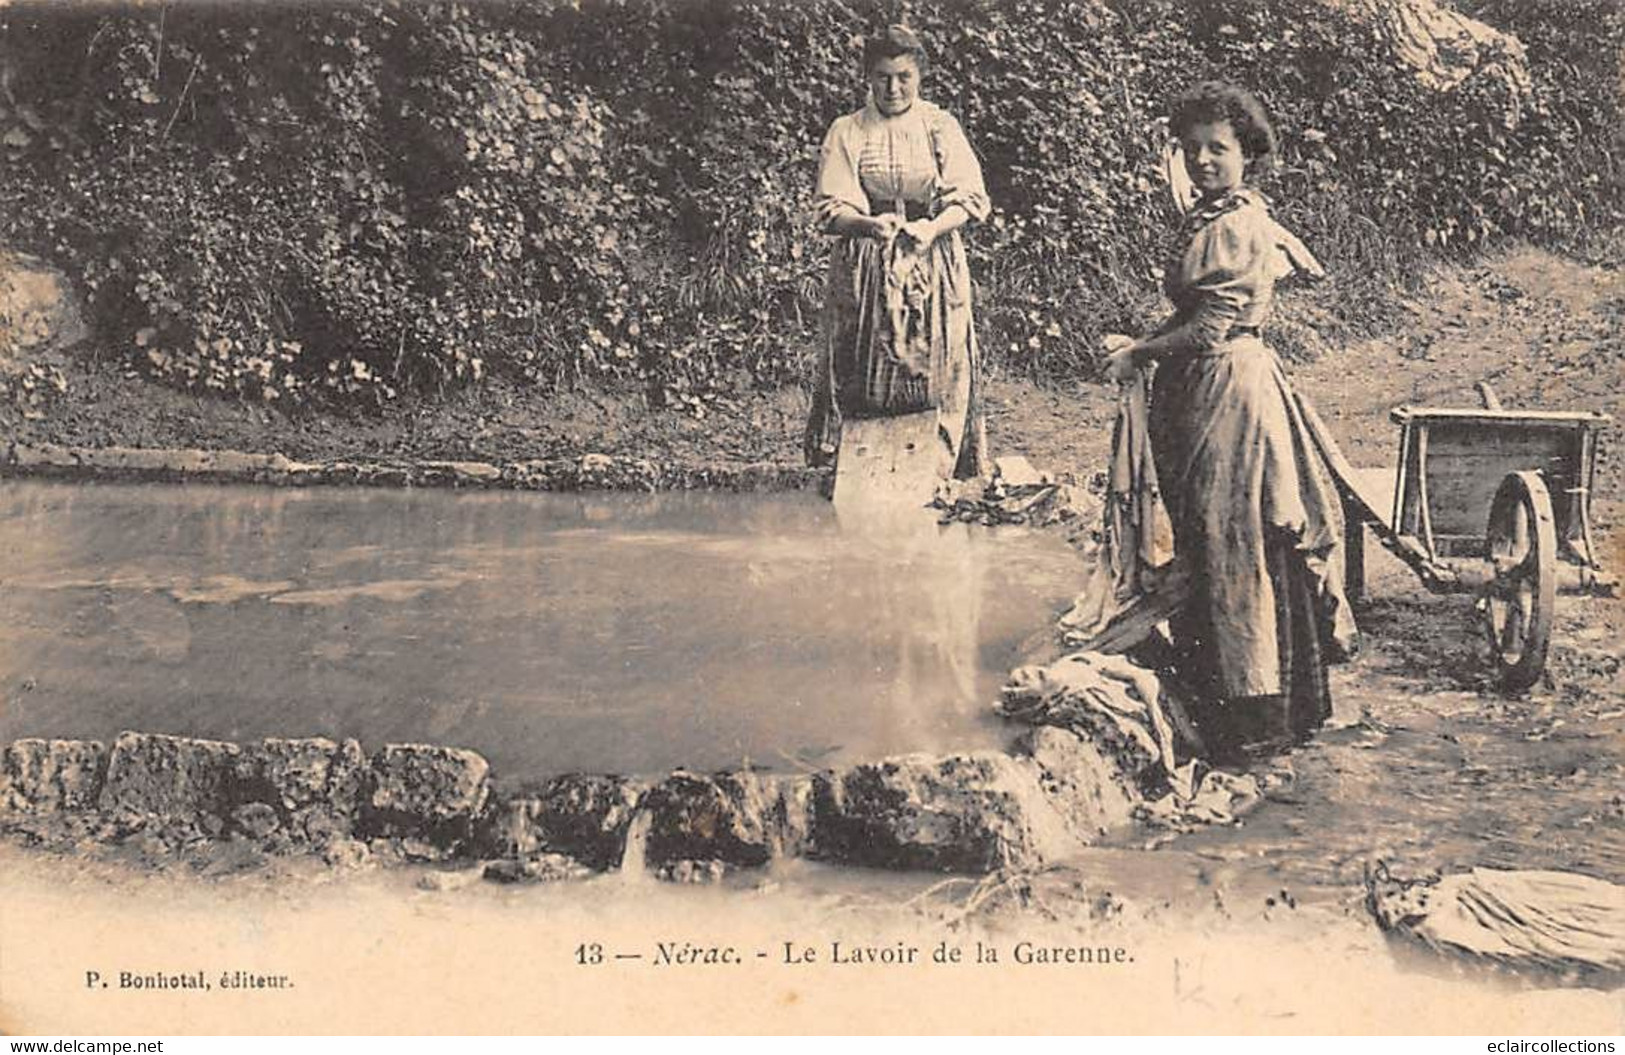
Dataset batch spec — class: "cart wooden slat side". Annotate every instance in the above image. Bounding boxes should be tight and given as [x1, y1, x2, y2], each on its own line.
[1389, 405, 1610, 568]
[1299, 394, 1612, 592]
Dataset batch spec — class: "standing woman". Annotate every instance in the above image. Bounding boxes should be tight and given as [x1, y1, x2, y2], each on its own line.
[804, 24, 990, 481]
[1106, 82, 1358, 762]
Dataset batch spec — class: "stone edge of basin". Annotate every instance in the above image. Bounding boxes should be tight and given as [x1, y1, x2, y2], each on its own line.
[0, 725, 1143, 883]
[0, 441, 826, 493]
[0, 444, 1121, 882]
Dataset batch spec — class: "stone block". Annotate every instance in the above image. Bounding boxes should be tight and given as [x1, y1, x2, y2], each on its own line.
[0, 251, 88, 356]
[811, 751, 1076, 873]
[1019, 726, 1137, 841]
[478, 773, 643, 871]
[366, 743, 489, 846]
[98, 732, 241, 827]
[641, 770, 777, 869]
[0, 738, 106, 815]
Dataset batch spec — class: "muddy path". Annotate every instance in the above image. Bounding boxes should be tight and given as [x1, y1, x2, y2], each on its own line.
[1166, 531, 1625, 891]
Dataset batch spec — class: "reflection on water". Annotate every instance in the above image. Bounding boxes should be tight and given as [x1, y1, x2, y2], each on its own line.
[0, 480, 1081, 778]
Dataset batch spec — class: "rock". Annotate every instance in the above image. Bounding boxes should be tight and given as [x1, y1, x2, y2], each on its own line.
[1359, 0, 1530, 100]
[572, 453, 657, 490]
[0, 250, 88, 358]
[578, 453, 615, 482]
[131, 833, 173, 863]
[98, 733, 241, 829]
[1019, 726, 1137, 841]
[230, 802, 280, 841]
[5, 812, 87, 851]
[0, 738, 106, 815]
[660, 859, 730, 885]
[628, 460, 659, 488]
[234, 737, 365, 846]
[295, 806, 351, 846]
[399, 836, 455, 863]
[366, 743, 489, 847]
[236, 737, 340, 810]
[482, 852, 595, 884]
[993, 455, 1050, 489]
[415, 866, 486, 892]
[360, 465, 409, 487]
[641, 770, 778, 869]
[197, 451, 278, 477]
[478, 774, 644, 871]
[502, 460, 555, 489]
[258, 829, 299, 857]
[811, 752, 1077, 873]
[419, 460, 503, 486]
[194, 838, 268, 876]
[366, 838, 406, 867]
[326, 738, 368, 813]
[481, 858, 529, 883]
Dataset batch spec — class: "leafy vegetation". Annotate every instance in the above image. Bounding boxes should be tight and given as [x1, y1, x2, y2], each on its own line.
[0, 0, 1617, 411]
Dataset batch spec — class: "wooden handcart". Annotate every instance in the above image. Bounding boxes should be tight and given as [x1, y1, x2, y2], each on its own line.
[1300, 382, 1612, 693]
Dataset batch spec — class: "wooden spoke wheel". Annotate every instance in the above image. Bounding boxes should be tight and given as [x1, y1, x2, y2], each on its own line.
[1483, 470, 1557, 693]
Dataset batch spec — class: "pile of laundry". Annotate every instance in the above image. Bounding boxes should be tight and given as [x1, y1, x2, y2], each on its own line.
[931, 456, 1096, 528]
[999, 649, 1261, 833]
[1366, 863, 1625, 981]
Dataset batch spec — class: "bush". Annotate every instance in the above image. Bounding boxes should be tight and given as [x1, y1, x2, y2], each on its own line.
[0, 0, 1616, 409]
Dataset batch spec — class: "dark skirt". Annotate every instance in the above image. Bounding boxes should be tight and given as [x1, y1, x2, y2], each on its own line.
[1149, 337, 1354, 761]
[1172, 533, 1334, 760]
[804, 231, 988, 480]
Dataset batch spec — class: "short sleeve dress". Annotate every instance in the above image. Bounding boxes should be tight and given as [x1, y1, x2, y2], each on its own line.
[804, 99, 990, 480]
[1149, 187, 1359, 754]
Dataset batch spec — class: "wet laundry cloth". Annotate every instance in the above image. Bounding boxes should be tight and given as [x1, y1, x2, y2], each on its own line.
[1059, 370, 1185, 652]
[1002, 650, 1183, 785]
[1000, 650, 1259, 829]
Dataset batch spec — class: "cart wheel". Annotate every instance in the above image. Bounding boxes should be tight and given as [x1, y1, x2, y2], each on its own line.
[1484, 471, 1557, 693]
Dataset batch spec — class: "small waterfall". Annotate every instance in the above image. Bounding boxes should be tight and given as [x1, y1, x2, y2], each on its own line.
[763, 775, 815, 879]
[617, 808, 655, 883]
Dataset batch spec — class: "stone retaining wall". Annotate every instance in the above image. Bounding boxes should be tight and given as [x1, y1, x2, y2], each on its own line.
[0, 725, 1140, 881]
[1, 442, 824, 493]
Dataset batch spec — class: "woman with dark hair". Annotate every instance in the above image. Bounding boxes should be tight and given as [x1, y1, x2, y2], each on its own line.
[1104, 81, 1357, 763]
[804, 24, 990, 481]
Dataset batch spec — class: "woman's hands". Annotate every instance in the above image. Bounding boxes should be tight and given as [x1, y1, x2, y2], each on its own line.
[1102, 333, 1142, 383]
[897, 218, 936, 251]
[837, 209, 956, 248]
[828, 209, 902, 242]
[865, 215, 933, 248]
[833, 209, 958, 248]
[867, 213, 904, 242]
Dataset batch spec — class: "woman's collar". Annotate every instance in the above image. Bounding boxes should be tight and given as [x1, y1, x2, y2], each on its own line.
[861, 96, 938, 125]
[1189, 185, 1264, 224]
